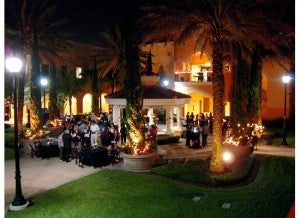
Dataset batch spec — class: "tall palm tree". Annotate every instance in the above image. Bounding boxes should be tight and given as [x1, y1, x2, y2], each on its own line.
[5, 0, 73, 132]
[48, 66, 60, 120]
[93, 25, 127, 87]
[142, 0, 289, 172]
[93, 2, 152, 151]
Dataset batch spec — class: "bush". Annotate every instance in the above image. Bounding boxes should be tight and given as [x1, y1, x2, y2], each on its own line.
[5, 124, 11, 129]
[157, 136, 180, 145]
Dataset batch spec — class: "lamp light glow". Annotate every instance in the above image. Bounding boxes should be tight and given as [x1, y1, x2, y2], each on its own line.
[222, 151, 234, 164]
[282, 75, 291, 84]
[163, 80, 169, 86]
[6, 57, 23, 73]
[40, 78, 48, 86]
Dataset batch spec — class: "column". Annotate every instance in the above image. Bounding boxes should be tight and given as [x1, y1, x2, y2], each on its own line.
[170, 108, 174, 131]
[176, 107, 181, 129]
[148, 108, 154, 125]
[165, 108, 172, 134]
[112, 105, 121, 129]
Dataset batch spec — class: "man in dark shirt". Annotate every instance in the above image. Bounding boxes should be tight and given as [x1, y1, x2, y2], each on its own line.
[62, 130, 73, 162]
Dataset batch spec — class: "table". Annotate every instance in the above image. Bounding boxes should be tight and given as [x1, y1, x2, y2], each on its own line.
[37, 141, 60, 159]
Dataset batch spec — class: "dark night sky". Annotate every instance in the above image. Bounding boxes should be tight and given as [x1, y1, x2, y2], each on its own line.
[53, 0, 146, 42]
[5, 0, 144, 43]
[4, 0, 294, 43]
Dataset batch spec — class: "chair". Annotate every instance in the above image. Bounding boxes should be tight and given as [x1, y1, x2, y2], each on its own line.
[110, 144, 121, 165]
[29, 142, 40, 158]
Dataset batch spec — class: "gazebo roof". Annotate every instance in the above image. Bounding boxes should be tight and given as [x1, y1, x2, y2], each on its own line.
[105, 85, 191, 99]
[105, 85, 191, 107]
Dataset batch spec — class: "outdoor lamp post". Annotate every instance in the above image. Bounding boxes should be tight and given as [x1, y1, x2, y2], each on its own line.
[6, 55, 29, 211]
[40, 77, 48, 109]
[281, 74, 291, 146]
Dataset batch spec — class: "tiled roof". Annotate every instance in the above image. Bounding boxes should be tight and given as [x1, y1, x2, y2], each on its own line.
[105, 85, 191, 99]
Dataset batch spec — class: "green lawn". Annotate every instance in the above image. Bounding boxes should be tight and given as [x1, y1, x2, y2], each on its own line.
[264, 128, 295, 147]
[5, 147, 14, 160]
[6, 155, 294, 218]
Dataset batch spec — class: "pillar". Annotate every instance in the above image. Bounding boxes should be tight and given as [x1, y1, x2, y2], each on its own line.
[176, 107, 181, 129]
[112, 105, 121, 129]
[148, 108, 154, 125]
[165, 108, 172, 134]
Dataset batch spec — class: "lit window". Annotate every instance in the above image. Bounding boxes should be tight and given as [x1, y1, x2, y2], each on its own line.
[76, 67, 82, 79]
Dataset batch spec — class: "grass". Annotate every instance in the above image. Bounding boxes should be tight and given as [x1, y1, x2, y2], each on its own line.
[5, 127, 15, 149]
[6, 155, 294, 218]
[151, 156, 256, 187]
[5, 147, 14, 160]
[264, 128, 295, 147]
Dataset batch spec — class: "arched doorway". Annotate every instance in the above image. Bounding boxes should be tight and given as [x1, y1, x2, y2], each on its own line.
[82, 94, 92, 114]
[64, 96, 77, 115]
[101, 93, 110, 113]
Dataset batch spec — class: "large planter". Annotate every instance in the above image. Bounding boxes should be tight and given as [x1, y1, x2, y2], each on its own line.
[222, 143, 251, 158]
[123, 151, 158, 171]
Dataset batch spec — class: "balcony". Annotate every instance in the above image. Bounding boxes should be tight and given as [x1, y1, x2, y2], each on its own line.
[174, 72, 212, 83]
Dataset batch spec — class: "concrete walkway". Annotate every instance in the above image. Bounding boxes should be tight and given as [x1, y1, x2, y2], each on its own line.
[4, 136, 295, 213]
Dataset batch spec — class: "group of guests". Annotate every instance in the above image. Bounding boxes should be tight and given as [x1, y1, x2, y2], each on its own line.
[185, 112, 212, 148]
[59, 117, 125, 163]
[186, 112, 213, 134]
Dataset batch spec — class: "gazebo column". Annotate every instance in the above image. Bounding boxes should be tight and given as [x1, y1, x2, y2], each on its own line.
[165, 108, 173, 134]
[112, 105, 121, 129]
[148, 108, 154, 125]
[176, 107, 181, 129]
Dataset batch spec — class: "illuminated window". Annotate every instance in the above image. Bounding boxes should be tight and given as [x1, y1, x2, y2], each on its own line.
[225, 102, 230, 116]
[76, 67, 82, 79]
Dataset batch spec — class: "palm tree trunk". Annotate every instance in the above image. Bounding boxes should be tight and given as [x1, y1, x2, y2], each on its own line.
[249, 47, 262, 123]
[30, 23, 42, 131]
[209, 40, 225, 173]
[91, 60, 99, 116]
[49, 66, 59, 119]
[17, 57, 25, 137]
[123, 15, 146, 150]
[68, 96, 72, 115]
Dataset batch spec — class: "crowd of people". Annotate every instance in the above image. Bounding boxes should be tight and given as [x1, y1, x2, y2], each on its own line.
[184, 112, 213, 149]
[58, 113, 123, 162]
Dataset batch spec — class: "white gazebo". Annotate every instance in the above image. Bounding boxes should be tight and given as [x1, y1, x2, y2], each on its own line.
[104, 85, 191, 134]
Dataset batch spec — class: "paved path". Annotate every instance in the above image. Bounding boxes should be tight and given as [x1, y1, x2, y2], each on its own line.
[4, 135, 295, 213]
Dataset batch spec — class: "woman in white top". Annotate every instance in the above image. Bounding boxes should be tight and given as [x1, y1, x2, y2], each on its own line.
[90, 120, 100, 147]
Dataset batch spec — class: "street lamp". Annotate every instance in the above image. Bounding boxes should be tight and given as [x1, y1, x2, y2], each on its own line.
[281, 74, 292, 146]
[40, 77, 48, 109]
[6, 55, 29, 211]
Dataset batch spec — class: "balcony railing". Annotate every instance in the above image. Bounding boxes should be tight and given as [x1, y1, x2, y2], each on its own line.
[174, 72, 212, 83]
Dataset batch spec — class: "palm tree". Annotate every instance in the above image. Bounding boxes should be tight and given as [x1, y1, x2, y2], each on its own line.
[142, 0, 291, 172]
[5, 0, 73, 132]
[93, 1, 152, 151]
[48, 66, 60, 120]
[57, 68, 86, 115]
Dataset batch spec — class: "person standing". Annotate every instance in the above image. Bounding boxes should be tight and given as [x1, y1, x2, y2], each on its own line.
[62, 130, 73, 162]
[90, 120, 100, 147]
[120, 124, 127, 144]
[83, 125, 91, 147]
[111, 129, 120, 151]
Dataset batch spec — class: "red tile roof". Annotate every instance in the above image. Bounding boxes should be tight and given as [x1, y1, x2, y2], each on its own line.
[105, 85, 191, 99]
